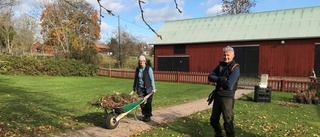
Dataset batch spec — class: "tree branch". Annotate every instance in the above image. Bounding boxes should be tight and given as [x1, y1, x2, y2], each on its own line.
[0, 0, 19, 9]
[174, 0, 182, 13]
[97, 0, 115, 25]
[62, 0, 77, 8]
[63, 0, 185, 40]
[138, 0, 162, 40]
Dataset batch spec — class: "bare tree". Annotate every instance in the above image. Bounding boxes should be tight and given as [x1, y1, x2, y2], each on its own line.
[12, 13, 38, 54]
[108, 29, 138, 68]
[0, 11, 15, 54]
[135, 42, 148, 56]
[0, 0, 18, 54]
[221, 0, 256, 15]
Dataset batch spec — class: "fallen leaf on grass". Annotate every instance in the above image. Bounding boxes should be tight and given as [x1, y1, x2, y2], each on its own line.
[275, 101, 300, 107]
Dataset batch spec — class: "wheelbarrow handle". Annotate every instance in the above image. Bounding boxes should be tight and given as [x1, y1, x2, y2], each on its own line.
[142, 91, 154, 102]
[116, 108, 135, 121]
[116, 92, 154, 121]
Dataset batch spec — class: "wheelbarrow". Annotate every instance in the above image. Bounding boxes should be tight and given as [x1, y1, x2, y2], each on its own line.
[104, 91, 154, 129]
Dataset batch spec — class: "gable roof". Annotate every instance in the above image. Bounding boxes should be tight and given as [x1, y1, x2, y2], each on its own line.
[149, 6, 320, 45]
[94, 43, 110, 49]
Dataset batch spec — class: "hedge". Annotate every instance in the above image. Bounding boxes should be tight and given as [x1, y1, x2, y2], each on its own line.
[0, 55, 97, 76]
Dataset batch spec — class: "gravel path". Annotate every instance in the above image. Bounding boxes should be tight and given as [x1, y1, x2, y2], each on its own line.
[57, 89, 253, 137]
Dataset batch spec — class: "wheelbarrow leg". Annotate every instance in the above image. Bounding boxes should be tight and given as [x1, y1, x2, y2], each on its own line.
[134, 107, 138, 120]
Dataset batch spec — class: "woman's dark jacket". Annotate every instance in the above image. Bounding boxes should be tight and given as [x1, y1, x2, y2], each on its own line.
[133, 65, 152, 91]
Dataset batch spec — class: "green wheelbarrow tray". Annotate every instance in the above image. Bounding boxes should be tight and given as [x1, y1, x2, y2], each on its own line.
[104, 92, 154, 129]
[114, 101, 142, 114]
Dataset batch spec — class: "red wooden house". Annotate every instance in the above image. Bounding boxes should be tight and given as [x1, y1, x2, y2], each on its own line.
[149, 6, 320, 78]
[31, 42, 55, 54]
[31, 42, 42, 53]
[94, 43, 112, 55]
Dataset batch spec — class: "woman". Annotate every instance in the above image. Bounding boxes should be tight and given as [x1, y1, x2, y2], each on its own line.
[132, 55, 156, 122]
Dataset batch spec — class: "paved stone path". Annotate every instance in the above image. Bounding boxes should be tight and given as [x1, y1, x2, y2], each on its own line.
[58, 89, 253, 137]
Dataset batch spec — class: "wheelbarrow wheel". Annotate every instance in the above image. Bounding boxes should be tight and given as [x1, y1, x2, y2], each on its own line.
[105, 113, 118, 129]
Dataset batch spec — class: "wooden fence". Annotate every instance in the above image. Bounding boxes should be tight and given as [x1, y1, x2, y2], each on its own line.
[97, 68, 209, 84]
[97, 68, 320, 93]
[268, 80, 320, 92]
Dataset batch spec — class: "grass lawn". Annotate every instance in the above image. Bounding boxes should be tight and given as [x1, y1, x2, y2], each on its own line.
[0, 75, 211, 136]
[139, 92, 320, 137]
[1, 75, 319, 137]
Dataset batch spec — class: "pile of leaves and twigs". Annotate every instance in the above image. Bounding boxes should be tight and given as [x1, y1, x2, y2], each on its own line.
[294, 88, 320, 104]
[91, 92, 140, 109]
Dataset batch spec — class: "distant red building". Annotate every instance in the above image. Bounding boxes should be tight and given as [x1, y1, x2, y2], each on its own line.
[32, 42, 55, 54]
[31, 42, 42, 53]
[94, 43, 112, 55]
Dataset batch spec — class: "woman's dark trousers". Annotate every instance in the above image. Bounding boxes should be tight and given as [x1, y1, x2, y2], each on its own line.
[137, 87, 153, 117]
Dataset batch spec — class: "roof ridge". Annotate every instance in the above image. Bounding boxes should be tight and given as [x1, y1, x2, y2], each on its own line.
[164, 6, 320, 23]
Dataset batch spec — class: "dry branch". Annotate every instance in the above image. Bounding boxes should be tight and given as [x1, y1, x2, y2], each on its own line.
[91, 92, 139, 108]
[138, 0, 162, 40]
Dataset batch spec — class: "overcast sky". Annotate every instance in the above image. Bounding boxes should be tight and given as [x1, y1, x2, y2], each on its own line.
[16, 0, 320, 44]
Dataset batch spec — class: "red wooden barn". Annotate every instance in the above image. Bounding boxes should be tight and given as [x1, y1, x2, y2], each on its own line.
[149, 6, 320, 78]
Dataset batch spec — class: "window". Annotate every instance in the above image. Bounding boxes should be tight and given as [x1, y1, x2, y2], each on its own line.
[174, 45, 185, 54]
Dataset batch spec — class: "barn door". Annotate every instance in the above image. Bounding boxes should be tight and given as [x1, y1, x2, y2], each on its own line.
[233, 46, 259, 77]
[314, 44, 320, 76]
[158, 56, 189, 72]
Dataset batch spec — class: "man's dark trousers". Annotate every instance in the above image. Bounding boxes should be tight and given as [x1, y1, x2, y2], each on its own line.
[210, 96, 235, 137]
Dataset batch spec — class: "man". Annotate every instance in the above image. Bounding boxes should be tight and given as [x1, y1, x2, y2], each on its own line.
[207, 46, 240, 137]
[133, 55, 156, 122]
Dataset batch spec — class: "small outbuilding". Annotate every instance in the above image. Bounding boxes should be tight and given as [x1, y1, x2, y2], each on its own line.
[94, 43, 112, 55]
[149, 6, 320, 78]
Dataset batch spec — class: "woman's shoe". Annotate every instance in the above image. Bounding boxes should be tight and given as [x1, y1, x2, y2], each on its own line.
[142, 115, 151, 122]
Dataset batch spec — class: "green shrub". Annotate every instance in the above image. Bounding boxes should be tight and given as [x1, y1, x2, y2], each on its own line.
[69, 46, 102, 66]
[0, 55, 96, 76]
